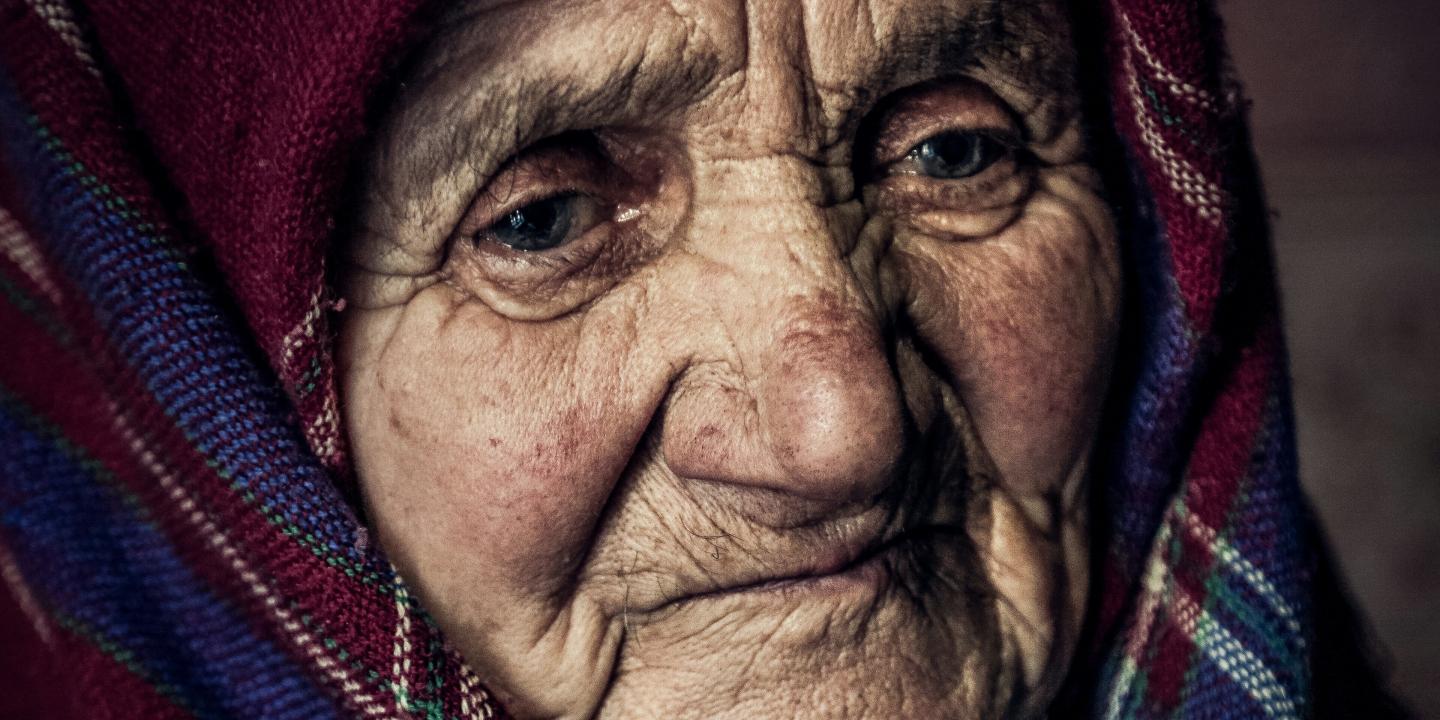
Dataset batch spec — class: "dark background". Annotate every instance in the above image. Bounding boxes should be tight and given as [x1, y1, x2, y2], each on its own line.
[1223, 1, 1440, 715]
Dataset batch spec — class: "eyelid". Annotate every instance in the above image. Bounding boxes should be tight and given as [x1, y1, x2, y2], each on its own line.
[453, 133, 612, 243]
[864, 78, 1023, 169]
[890, 129, 1022, 177]
[436, 130, 679, 321]
[859, 80, 1036, 235]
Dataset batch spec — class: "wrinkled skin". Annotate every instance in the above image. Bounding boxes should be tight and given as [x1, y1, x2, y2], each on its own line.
[339, 0, 1121, 717]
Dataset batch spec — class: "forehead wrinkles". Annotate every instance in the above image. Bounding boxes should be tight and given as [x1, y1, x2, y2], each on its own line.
[797, 0, 983, 125]
[675, 0, 996, 158]
[391, 0, 1063, 162]
[962, 0, 1079, 140]
[687, 0, 1067, 155]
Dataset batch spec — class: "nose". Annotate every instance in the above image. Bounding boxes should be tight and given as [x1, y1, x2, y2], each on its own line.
[662, 293, 905, 504]
[660, 176, 905, 506]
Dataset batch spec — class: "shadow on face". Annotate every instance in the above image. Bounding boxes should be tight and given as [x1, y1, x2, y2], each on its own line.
[338, 0, 1121, 717]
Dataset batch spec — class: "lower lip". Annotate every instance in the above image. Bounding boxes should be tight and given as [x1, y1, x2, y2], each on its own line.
[733, 543, 897, 601]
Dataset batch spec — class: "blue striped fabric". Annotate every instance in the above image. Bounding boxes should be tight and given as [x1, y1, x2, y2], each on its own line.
[0, 73, 377, 576]
[0, 395, 342, 720]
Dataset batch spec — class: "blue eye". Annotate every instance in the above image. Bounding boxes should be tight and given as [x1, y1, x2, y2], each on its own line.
[483, 193, 587, 252]
[907, 131, 1008, 180]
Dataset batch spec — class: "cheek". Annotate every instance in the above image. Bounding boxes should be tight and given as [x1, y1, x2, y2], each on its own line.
[899, 195, 1120, 494]
[341, 286, 658, 591]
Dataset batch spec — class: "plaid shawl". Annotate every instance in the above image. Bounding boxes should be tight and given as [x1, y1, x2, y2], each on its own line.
[0, 0, 1366, 717]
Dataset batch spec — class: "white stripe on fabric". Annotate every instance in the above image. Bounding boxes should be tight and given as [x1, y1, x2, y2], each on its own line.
[1102, 518, 1177, 720]
[391, 572, 419, 716]
[1180, 509, 1305, 641]
[0, 541, 52, 644]
[1117, 11, 1219, 113]
[1116, 6, 1227, 226]
[24, 0, 101, 76]
[1173, 589, 1300, 718]
[0, 207, 64, 306]
[107, 400, 400, 718]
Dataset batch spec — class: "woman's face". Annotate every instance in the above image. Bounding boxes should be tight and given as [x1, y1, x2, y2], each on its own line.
[339, 0, 1120, 717]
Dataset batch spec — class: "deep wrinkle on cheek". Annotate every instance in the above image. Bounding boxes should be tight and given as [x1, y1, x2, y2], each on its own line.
[915, 226, 1115, 495]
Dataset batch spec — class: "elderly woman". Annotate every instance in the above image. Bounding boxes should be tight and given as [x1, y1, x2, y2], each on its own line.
[0, 0, 1405, 718]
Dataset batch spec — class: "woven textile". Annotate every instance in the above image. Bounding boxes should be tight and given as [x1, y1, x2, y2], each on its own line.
[1083, 3, 1310, 717]
[0, 0, 1332, 717]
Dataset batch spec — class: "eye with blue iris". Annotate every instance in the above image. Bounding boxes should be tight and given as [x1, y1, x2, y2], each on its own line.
[446, 129, 677, 319]
[905, 131, 1010, 180]
[477, 191, 602, 252]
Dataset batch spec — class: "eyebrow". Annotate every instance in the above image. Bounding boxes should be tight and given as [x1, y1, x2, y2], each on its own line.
[367, 1, 727, 243]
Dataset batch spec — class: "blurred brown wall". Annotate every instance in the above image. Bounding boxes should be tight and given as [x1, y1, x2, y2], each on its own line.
[1222, 1, 1440, 716]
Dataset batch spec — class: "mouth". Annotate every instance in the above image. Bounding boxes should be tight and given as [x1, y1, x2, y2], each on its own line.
[664, 530, 926, 609]
[648, 410, 974, 614]
[732, 538, 906, 598]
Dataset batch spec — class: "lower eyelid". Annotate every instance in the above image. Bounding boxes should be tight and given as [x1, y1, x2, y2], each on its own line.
[875, 161, 1030, 208]
[440, 216, 666, 322]
[904, 206, 1026, 240]
[446, 225, 610, 297]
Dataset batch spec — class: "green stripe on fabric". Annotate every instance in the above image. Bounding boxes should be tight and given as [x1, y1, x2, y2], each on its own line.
[0, 268, 73, 346]
[0, 385, 151, 521]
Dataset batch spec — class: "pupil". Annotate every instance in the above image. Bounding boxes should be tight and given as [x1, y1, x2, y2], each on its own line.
[915, 132, 994, 180]
[491, 194, 575, 251]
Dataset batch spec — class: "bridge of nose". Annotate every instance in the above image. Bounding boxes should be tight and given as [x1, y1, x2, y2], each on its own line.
[656, 155, 904, 506]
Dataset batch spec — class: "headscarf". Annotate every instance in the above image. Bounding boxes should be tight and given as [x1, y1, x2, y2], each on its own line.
[0, 0, 1396, 717]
